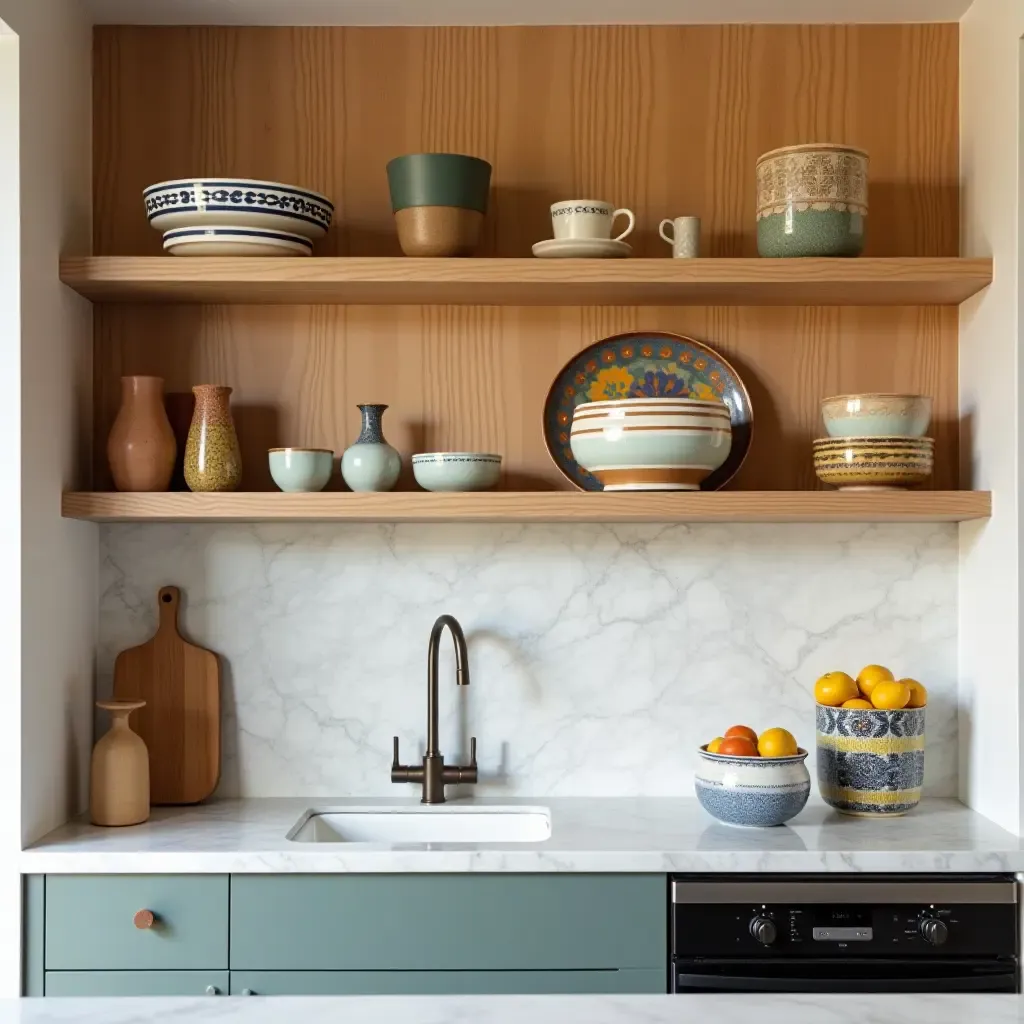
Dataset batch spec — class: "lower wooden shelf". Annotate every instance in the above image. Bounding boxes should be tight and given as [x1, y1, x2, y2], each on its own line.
[61, 491, 991, 524]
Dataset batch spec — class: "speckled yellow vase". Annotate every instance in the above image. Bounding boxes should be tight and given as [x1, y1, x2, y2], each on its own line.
[184, 385, 242, 492]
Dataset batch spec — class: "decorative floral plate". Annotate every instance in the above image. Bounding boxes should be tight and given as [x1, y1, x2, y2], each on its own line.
[543, 331, 753, 491]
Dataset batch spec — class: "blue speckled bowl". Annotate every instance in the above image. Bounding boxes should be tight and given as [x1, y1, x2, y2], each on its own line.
[695, 746, 810, 828]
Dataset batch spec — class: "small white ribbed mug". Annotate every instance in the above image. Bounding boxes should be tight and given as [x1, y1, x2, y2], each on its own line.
[551, 200, 635, 241]
[659, 216, 701, 258]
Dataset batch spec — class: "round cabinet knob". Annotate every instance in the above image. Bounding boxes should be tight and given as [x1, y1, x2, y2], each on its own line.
[241, 989, 255, 996]
[133, 909, 155, 930]
[205, 986, 219, 996]
[920, 917, 949, 946]
[749, 916, 778, 946]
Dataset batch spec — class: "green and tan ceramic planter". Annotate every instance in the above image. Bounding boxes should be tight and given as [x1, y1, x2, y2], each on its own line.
[386, 153, 492, 257]
[756, 143, 868, 257]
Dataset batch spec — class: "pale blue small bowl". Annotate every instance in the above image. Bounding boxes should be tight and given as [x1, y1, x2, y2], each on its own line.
[268, 448, 334, 492]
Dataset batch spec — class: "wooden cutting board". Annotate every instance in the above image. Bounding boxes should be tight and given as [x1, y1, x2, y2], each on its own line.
[113, 586, 220, 805]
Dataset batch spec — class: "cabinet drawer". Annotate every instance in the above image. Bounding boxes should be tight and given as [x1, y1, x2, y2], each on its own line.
[45, 875, 228, 970]
[231, 874, 665, 971]
[231, 969, 666, 996]
[45, 971, 229, 997]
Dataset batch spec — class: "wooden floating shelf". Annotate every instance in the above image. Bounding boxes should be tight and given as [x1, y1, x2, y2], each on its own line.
[62, 491, 992, 524]
[59, 257, 992, 307]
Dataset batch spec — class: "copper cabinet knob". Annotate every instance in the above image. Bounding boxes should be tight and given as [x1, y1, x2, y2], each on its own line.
[133, 909, 155, 930]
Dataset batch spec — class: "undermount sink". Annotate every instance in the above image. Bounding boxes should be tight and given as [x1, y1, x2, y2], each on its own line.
[287, 805, 552, 844]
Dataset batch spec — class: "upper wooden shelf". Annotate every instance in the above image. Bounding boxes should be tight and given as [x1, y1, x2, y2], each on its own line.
[59, 257, 992, 307]
[62, 491, 991, 524]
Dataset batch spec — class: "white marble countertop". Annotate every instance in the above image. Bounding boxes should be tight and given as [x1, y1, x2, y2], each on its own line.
[20, 795, 1024, 873]
[7, 995, 1024, 1024]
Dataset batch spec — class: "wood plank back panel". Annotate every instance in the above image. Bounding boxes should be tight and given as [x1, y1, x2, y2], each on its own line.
[92, 26, 959, 491]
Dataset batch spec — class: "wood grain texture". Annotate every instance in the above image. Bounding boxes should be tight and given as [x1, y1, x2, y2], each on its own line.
[61, 490, 992, 523]
[112, 586, 220, 805]
[61, 257, 991, 306]
[93, 303, 960, 491]
[91, 25, 961, 492]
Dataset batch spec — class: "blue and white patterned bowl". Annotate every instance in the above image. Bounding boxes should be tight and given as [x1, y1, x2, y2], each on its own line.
[144, 178, 334, 239]
[695, 746, 810, 828]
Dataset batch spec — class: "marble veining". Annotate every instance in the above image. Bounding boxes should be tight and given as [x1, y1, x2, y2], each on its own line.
[9, 994, 1024, 1024]
[22, 797, 1024, 874]
[99, 522, 957, 798]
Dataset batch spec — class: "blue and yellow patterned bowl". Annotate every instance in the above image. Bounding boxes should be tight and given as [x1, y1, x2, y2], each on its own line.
[816, 704, 925, 816]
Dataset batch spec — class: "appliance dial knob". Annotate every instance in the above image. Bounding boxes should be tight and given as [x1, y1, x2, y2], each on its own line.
[749, 916, 778, 946]
[920, 917, 949, 946]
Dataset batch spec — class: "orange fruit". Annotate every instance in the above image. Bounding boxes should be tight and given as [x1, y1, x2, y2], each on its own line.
[718, 736, 758, 757]
[707, 736, 725, 753]
[758, 727, 798, 758]
[724, 725, 758, 745]
[814, 672, 859, 707]
[857, 664, 895, 698]
[842, 698, 874, 709]
[871, 680, 911, 710]
[902, 679, 928, 708]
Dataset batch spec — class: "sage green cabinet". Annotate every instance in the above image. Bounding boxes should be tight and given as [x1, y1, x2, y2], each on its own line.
[230, 969, 666, 996]
[230, 874, 665, 972]
[45, 875, 229, 971]
[45, 971, 229, 997]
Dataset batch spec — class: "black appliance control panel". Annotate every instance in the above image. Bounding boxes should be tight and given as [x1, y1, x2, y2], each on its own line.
[671, 876, 1018, 960]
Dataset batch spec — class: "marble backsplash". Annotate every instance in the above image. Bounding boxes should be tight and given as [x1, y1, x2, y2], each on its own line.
[99, 522, 958, 798]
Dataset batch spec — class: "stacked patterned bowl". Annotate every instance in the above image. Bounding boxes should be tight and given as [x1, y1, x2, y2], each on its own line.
[569, 397, 732, 491]
[144, 178, 334, 256]
[813, 394, 933, 490]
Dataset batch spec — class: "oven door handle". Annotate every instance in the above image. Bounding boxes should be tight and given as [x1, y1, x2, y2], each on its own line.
[673, 973, 1015, 993]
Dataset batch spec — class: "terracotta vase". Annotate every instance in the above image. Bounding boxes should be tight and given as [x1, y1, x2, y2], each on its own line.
[184, 385, 242, 492]
[107, 376, 176, 491]
[90, 700, 150, 827]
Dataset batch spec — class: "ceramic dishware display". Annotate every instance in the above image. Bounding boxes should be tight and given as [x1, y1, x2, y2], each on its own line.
[144, 178, 333, 238]
[816, 704, 925, 816]
[412, 452, 502, 492]
[755, 144, 868, 257]
[341, 404, 402, 492]
[162, 226, 314, 257]
[107, 375, 176, 492]
[386, 153, 492, 256]
[695, 745, 810, 828]
[570, 397, 731, 491]
[813, 436, 934, 490]
[821, 394, 932, 438]
[184, 384, 242, 492]
[543, 331, 753, 491]
[658, 216, 701, 258]
[268, 448, 334, 492]
[90, 700, 149, 827]
[551, 199, 635, 241]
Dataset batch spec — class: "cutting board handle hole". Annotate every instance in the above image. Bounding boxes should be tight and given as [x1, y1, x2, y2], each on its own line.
[161, 593, 172, 603]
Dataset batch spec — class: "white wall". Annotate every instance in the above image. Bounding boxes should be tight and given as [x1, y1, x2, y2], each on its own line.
[958, 0, 1024, 834]
[0, 0, 94, 997]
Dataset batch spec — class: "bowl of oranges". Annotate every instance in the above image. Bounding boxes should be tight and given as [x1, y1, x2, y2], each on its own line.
[696, 725, 810, 828]
[814, 664, 927, 817]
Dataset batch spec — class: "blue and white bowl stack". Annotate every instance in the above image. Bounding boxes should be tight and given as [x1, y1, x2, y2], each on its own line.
[144, 178, 334, 257]
[695, 745, 811, 828]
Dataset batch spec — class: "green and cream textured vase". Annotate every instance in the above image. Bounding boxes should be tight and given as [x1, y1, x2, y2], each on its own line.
[184, 384, 242, 492]
[756, 143, 868, 257]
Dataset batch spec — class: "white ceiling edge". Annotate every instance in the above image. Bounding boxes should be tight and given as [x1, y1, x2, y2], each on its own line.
[85, 0, 973, 26]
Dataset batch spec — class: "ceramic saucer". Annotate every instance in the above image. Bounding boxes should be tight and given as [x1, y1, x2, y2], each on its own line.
[531, 238, 632, 259]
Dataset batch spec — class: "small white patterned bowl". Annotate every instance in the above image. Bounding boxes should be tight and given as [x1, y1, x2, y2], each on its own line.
[821, 394, 932, 438]
[412, 452, 502, 492]
[144, 178, 334, 239]
[695, 746, 810, 828]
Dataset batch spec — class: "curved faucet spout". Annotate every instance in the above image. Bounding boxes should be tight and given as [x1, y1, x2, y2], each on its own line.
[427, 614, 470, 756]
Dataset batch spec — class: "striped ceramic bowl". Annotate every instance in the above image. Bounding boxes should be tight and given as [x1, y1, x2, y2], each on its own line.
[569, 397, 732, 491]
[816, 703, 925, 816]
[695, 746, 811, 828]
[812, 436, 934, 490]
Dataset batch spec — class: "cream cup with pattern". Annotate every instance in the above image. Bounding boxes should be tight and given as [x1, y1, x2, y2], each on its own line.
[550, 200, 635, 241]
[268, 448, 334, 492]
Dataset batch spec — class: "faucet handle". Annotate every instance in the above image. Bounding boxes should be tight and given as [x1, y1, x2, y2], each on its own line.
[392, 735, 401, 769]
[470, 736, 477, 768]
